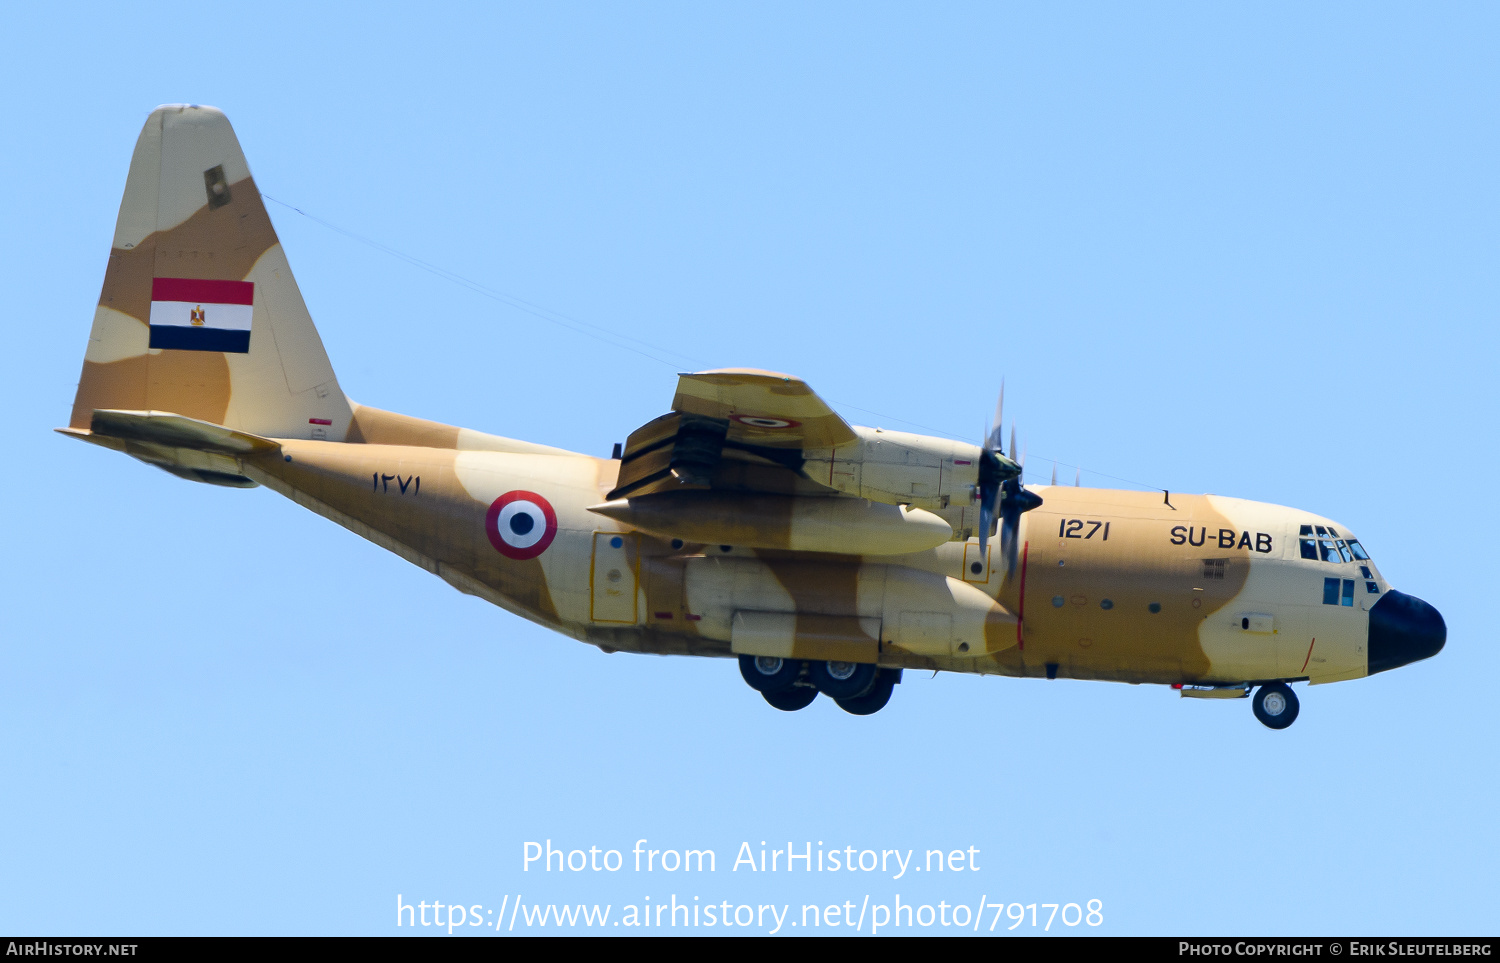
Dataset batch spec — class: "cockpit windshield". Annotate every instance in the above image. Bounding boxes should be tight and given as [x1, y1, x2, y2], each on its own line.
[1300, 524, 1370, 563]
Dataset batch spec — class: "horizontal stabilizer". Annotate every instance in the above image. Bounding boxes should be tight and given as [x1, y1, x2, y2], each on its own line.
[87, 409, 279, 454]
[56, 409, 279, 488]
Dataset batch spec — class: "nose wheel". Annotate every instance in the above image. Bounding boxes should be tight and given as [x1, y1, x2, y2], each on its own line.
[1252, 682, 1300, 729]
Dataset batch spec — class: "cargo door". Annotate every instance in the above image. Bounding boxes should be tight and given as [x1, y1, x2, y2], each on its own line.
[591, 532, 640, 623]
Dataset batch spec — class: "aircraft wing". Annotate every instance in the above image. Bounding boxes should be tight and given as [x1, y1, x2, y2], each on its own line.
[609, 368, 857, 499]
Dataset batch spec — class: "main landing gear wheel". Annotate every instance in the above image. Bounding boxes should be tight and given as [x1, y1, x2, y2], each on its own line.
[808, 660, 879, 700]
[738, 654, 803, 694]
[834, 670, 899, 716]
[1252, 682, 1300, 729]
[762, 686, 819, 712]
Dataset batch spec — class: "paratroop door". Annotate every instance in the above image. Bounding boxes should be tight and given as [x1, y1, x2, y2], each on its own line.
[591, 532, 639, 623]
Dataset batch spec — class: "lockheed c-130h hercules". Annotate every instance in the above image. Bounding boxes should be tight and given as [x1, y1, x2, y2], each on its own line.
[61, 106, 1446, 728]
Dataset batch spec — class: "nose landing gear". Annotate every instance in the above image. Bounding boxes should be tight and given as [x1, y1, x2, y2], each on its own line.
[737, 655, 899, 714]
[1252, 682, 1300, 729]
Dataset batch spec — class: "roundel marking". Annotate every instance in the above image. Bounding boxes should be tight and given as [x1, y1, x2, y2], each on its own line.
[485, 490, 558, 560]
[730, 414, 801, 430]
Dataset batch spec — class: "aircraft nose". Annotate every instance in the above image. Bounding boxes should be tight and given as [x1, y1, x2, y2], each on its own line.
[1367, 590, 1446, 674]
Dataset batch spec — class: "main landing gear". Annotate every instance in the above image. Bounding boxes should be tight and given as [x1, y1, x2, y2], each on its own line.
[1252, 682, 1300, 730]
[738, 655, 900, 715]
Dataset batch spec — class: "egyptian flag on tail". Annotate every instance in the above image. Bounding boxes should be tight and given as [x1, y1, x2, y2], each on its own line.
[148, 277, 254, 353]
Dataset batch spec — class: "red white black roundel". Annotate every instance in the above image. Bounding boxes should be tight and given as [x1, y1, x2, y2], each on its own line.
[730, 414, 801, 430]
[485, 491, 558, 560]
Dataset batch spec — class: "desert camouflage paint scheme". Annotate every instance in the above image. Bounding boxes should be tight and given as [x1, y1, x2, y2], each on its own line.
[60, 107, 1446, 724]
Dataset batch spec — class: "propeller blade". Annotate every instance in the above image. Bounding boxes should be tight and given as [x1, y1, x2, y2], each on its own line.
[1075, 467, 1081, 487]
[999, 476, 1020, 576]
[976, 449, 1002, 554]
[974, 389, 1040, 575]
[1001, 509, 1019, 578]
[1051, 462, 1057, 486]
[999, 475, 1047, 577]
[985, 382, 1005, 452]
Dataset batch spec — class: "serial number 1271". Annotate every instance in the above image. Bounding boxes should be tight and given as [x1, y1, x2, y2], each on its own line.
[1057, 518, 1110, 540]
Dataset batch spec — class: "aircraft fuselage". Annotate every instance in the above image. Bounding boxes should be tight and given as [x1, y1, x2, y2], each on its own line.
[243, 434, 1439, 691]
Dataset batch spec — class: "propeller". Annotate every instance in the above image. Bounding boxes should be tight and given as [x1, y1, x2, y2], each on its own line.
[998, 446, 1044, 577]
[975, 390, 1013, 559]
[975, 386, 1040, 577]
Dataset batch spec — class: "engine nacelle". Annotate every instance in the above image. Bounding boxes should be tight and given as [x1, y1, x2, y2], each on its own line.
[589, 491, 953, 555]
[803, 426, 985, 512]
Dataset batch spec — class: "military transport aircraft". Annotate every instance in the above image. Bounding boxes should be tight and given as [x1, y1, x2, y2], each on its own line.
[60, 106, 1446, 728]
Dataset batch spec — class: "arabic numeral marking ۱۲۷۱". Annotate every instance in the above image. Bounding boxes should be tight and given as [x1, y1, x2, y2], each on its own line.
[372, 472, 420, 495]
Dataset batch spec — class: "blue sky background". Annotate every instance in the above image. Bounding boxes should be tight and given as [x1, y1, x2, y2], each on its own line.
[2, 1, 1495, 936]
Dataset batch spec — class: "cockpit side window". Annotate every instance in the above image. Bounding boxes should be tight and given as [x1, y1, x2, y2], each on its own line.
[1300, 538, 1318, 560]
[1323, 577, 1356, 606]
[1347, 540, 1370, 561]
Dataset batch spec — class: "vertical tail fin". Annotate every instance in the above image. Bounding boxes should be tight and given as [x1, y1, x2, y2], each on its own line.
[68, 104, 352, 441]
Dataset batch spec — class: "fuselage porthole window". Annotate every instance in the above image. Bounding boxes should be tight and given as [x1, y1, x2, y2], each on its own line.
[1360, 565, 1372, 579]
[1366, 581, 1380, 594]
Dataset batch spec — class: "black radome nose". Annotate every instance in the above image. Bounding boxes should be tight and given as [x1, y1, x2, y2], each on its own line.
[1368, 590, 1446, 674]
